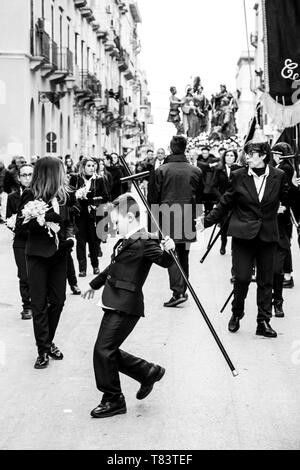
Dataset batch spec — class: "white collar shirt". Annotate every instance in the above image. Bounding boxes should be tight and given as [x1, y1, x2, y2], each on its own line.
[248, 165, 270, 202]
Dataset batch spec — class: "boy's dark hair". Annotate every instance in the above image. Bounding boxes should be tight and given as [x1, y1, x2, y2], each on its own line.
[112, 194, 140, 220]
[170, 135, 187, 154]
[201, 146, 211, 152]
[244, 140, 271, 163]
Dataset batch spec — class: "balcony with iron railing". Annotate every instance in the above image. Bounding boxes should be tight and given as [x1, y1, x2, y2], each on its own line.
[57, 47, 74, 74]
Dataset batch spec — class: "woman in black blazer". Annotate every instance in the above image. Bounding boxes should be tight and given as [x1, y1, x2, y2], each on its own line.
[202, 141, 290, 339]
[69, 157, 109, 277]
[16, 157, 75, 369]
[217, 149, 241, 254]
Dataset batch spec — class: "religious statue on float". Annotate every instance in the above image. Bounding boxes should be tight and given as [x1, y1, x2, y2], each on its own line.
[170, 76, 211, 138]
[210, 84, 238, 139]
[167, 86, 184, 134]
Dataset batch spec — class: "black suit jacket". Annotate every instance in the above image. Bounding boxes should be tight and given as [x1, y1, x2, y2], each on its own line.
[90, 229, 174, 316]
[204, 166, 290, 242]
[16, 189, 74, 258]
[6, 188, 27, 248]
[147, 154, 204, 243]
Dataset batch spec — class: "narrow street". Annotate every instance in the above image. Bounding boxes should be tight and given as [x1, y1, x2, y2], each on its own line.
[1, 224, 300, 450]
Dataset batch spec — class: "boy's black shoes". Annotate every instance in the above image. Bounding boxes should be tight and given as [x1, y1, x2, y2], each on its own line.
[48, 343, 64, 360]
[136, 365, 166, 400]
[228, 313, 244, 333]
[79, 271, 86, 277]
[256, 321, 277, 338]
[91, 394, 127, 418]
[34, 353, 49, 369]
[93, 268, 100, 275]
[163, 293, 188, 307]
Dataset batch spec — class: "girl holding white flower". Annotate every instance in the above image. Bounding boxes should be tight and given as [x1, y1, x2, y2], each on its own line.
[16, 157, 75, 369]
[69, 157, 109, 277]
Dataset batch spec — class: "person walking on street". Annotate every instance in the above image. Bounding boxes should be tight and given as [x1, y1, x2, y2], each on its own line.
[148, 135, 204, 307]
[16, 157, 75, 369]
[6, 163, 34, 319]
[199, 140, 290, 338]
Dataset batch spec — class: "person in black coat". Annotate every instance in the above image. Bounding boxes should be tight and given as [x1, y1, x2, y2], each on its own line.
[69, 157, 109, 277]
[6, 163, 34, 319]
[82, 194, 175, 418]
[217, 149, 241, 254]
[200, 141, 290, 338]
[271, 142, 296, 317]
[16, 157, 75, 369]
[197, 146, 222, 216]
[3, 156, 26, 194]
[148, 135, 204, 307]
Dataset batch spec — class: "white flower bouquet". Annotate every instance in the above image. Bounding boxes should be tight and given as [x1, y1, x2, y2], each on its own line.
[5, 214, 17, 231]
[75, 186, 89, 200]
[22, 200, 60, 247]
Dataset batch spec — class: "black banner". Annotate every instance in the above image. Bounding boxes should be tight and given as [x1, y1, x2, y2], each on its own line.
[263, 0, 300, 105]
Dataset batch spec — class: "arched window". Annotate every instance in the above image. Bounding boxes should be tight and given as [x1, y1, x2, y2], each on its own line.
[30, 99, 35, 156]
[60, 113, 63, 155]
[41, 104, 46, 156]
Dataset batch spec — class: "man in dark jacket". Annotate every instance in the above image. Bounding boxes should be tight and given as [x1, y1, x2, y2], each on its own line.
[148, 135, 204, 307]
[197, 146, 222, 215]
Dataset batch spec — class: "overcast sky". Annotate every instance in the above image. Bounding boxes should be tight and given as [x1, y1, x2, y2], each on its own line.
[138, 0, 255, 148]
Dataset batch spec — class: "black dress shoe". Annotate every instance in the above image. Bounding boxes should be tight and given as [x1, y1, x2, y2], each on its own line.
[136, 365, 166, 400]
[163, 293, 188, 307]
[228, 313, 244, 333]
[256, 321, 277, 338]
[274, 301, 285, 318]
[220, 245, 226, 255]
[34, 353, 49, 369]
[79, 271, 86, 277]
[21, 308, 32, 320]
[70, 285, 81, 295]
[91, 394, 127, 418]
[283, 277, 294, 288]
[48, 343, 64, 360]
[93, 267, 100, 275]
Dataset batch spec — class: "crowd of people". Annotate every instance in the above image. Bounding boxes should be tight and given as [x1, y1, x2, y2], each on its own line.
[1, 131, 300, 418]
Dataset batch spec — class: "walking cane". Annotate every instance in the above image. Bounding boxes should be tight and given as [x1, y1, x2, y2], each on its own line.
[220, 289, 234, 313]
[206, 223, 217, 250]
[119, 155, 238, 377]
[199, 212, 232, 264]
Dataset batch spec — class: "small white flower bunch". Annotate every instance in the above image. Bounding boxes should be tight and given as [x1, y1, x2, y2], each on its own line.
[22, 200, 60, 247]
[5, 214, 17, 231]
[22, 200, 49, 226]
[75, 186, 89, 200]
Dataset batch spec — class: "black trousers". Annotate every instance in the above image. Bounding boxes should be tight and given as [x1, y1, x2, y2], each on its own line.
[26, 252, 67, 355]
[168, 242, 190, 295]
[13, 246, 31, 310]
[231, 237, 277, 323]
[93, 310, 153, 400]
[76, 216, 99, 272]
[273, 245, 289, 303]
[67, 251, 77, 287]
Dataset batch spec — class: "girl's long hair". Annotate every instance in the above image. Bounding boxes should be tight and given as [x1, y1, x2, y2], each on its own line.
[79, 157, 96, 177]
[30, 156, 69, 204]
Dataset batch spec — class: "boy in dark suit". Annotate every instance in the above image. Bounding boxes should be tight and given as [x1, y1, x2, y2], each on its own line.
[82, 194, 175, 418]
